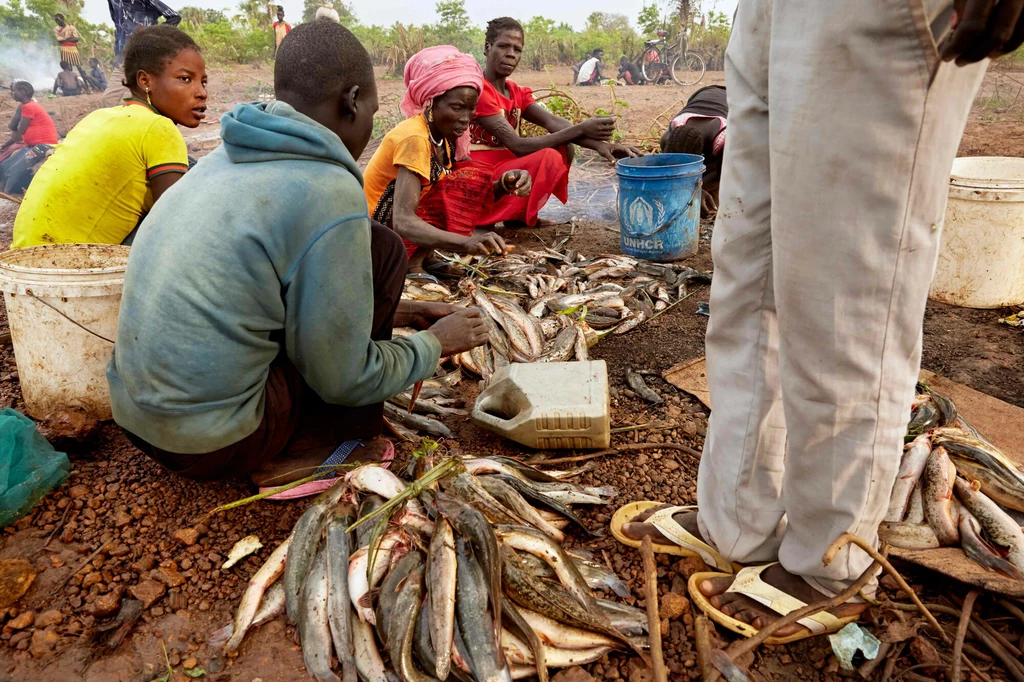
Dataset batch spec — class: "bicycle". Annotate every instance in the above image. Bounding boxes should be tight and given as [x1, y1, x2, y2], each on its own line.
[638, 30, 706, 86]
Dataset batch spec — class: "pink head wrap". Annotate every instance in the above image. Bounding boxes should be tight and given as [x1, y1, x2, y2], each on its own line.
[401, 45, 483, 161]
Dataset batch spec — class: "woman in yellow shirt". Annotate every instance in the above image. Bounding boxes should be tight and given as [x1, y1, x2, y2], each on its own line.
[363, 45, 532, 272]
[13, 24, 208, 248]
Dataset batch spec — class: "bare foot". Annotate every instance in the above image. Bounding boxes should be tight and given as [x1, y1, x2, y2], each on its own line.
[699, 564, 867, 638]
[621, 503, 702, 545]
[251, 437, 391, 487]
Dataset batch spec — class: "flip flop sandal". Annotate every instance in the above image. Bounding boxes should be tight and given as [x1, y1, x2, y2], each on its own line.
[259, 439, 395, 501]
[610, 501, 734, 573]
[688, 564, 861, 645]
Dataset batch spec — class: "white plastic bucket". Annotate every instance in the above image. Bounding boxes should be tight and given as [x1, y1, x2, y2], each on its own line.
[930, 157, 1024, 308]
[0, 244, 130, 420]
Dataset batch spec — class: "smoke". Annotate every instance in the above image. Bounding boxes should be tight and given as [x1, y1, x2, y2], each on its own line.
[0, 35, 61, 93]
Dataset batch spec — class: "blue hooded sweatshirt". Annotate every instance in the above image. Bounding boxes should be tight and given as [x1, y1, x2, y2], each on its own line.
[107, 101, 441, 454]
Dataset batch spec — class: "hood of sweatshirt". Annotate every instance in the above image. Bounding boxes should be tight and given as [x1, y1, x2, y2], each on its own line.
[220, 100, 362, 185]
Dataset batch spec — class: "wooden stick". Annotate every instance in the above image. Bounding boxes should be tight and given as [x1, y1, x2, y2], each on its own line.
[694, 614, 715, 681]
[0, 191, 21, 205]
[857, 640, 891, 679]
[998, 598, 1024, 626]
[640, 536, 667, 682]
[971, 611, 1022, 657]
[537, 441, 704, 466]
[951, 589, 980, 682]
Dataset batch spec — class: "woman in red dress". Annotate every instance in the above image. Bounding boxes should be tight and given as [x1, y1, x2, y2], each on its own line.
[468, 17, 641, 227]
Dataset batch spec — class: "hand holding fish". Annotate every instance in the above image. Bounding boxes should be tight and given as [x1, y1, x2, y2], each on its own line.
[427, 307, 490, 356]
[394, 300, 463, 330]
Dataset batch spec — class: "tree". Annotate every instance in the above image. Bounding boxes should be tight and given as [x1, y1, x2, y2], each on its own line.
[637, 3, 662, 37]
[434, 0, 469, 47]
[179, 6, 228, 27]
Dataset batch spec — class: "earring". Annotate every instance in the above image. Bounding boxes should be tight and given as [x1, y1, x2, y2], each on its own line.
[427, 106, 433, 124]
[145, 88, 151, 105]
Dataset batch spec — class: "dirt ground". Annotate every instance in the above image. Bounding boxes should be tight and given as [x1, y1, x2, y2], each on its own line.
[0, 62, 1020, 682]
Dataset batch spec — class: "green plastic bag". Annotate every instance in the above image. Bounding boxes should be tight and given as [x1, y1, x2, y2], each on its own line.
[0, 409, 70, 528]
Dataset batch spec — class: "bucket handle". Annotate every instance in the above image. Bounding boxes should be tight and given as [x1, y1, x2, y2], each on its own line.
[25, 291, 115, 344]
[624, 183, 702, 239]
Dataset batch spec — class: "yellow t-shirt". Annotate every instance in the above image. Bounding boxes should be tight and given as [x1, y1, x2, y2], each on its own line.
[363, 115, 451, 219]
[13, 100, 188, 248]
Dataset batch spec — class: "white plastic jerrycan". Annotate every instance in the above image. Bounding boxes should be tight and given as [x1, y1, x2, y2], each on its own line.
[472, 360, 610, 449]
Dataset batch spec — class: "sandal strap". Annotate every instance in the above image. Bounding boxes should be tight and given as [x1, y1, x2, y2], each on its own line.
[725, 564, 845, 635]
[646, 505, 729, 571]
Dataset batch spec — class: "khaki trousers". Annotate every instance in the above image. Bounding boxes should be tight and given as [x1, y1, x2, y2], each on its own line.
[697, 0, 987, 592]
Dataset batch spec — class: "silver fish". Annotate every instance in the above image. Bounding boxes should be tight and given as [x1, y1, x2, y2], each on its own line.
[387, 563, 438, 682]
[905, 485, 925, 524]
[298, 547, 340, 682]
[480, 477, 566, 542]
[208, 581, 286, 649]
[515, 607, 619, 650]
[326, 508, 357, 682]
[349, 532, 408, 624]
[878, 521, 941, 549]
[494, 526, 598, 612]
[456, 537, 511, 682]
[353, 617, 393, 682]
[538, 326, 577, 363]
[936, 430, 1024, 512]
[957, 502, 1024, 580]
[225, 534, 291, 653]
[384, 403, 455, 439]
[885, 434, 932, 522]
[428, 518, 458, 680]
[501, 629, 612, 667]
[284, 481, 348, 623]
[491, 296, 544, 357]
[922, 446, 959, 546]
[954, 478, 1024, 577]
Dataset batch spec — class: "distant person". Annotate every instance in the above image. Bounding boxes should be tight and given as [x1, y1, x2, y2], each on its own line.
[0, 82, 59, 195]
[103, 0, 182, 107]
[54, 61, 84, 96]
[273, 6, 291, 55]
[660, 84, 727, 217]
[618, 56, 641, 85]
[572, 51, 592, 85]
[89, 57, 109, 91]
[576, 49, 604, 86]
[316, 2, 340, 21]
[468, 17, 638, 229]
[14, 25, 206, 248]
[53, 14, 92, 90]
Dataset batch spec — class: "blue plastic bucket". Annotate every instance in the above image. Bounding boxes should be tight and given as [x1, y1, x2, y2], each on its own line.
[616, 153, 704, 262]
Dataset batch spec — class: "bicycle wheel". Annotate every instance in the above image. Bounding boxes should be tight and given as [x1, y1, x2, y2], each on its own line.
[671, 51, 706, 86]
[640, 48, 664, 82]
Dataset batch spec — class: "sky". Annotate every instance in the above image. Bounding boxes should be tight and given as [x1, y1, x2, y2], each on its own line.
[79, 0, 736, 31]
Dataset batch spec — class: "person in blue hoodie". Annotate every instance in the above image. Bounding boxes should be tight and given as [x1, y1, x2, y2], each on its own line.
[107, 20, 489, 497]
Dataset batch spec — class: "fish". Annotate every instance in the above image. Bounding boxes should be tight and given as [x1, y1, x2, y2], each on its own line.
[612, 313, 645, 335]
[957, 502, 1024, 580]
[222, 535, 263, 570]
[878, 521, 941, 549]
[349, 532, 408, 624]
[384, 403, 455, 439]
[595, 598, 648, 636]
[353, 617, 393, 682]
[473, 287, 536, 359]
[884, 434, 932, 522]
[377, 551, 424, 649]
[626, 369, 663, 404]
[916, 384, 958, 427]
[514, 606, 619, 650]
[209, 581, 286, 649]
[348, 464, 425, 516]
[922, 446, 959, 546]
[954, 478, 1024, 578]
[573, 325, 589, 362]
[494, 474, 599, 535]
[298, 546, 340, 682]
[501, 598, 548, 682]
[386, 563, 438, 682]
[517, 551, 630, 598]
[435, 493, 503, 653]
[500, 546, 647, 661]
[934, 430, 1024, 512]
[356, 495, 387, 548]
[907, 400, 940, 437]
[326, 508, 358, 682]
[502, 629, 612, 668]
[428, 517, 458, 680]
[479, 477, 566, 542]
[538, 326, 577, 363]
[224, 534, 291, 653]
[455, 537, 511, 682]
[494, 526, 599, 612]
[471, 344, 494, 381]
[514, 479, 617, 506]
[390, 393, 469, 417]
[284, 481, 348, 623]
[461, 457, 561, 483]
[491, 296, 545, 357]
[446, 473, 531, 527]
[905, 485, 925, 524]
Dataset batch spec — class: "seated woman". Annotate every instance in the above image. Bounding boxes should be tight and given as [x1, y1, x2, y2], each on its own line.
[659, 84, 727, 218]
[364, 45, 532, 271]
[467, 18, 640, 228]
[13, 25, 207, 248]
[0, 81, 59, 194]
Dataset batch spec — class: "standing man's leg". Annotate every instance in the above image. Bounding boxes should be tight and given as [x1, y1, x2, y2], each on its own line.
[101, 65, 131, 107]
[697, 0, 787, 566]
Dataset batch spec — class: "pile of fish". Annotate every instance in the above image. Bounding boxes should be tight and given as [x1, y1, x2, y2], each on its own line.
[880, 385, 1024, 581]
[212, 456, 650, 682]
[399, 249, 711, 379]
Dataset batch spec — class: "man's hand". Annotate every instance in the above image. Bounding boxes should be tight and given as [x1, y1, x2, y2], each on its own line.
[499, 169, 533, 197]
[580, 116, 617, 141]
[394, 301, 462, 330]
[463, 231, 507, 256]
[941, 0, 1024, 65]
[427, 307, 490, 356]
[701, 189, 719, 219]
[596, 142, 642, 164]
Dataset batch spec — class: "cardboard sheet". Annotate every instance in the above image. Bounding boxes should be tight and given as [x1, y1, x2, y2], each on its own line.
[662, 357, 1024, 596]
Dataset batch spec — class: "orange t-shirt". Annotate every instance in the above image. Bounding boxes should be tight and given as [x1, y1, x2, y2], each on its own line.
[363, 115, 451, 219]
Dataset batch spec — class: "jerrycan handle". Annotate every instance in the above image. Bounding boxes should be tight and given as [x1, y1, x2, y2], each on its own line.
[473, 392, 525, 430]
